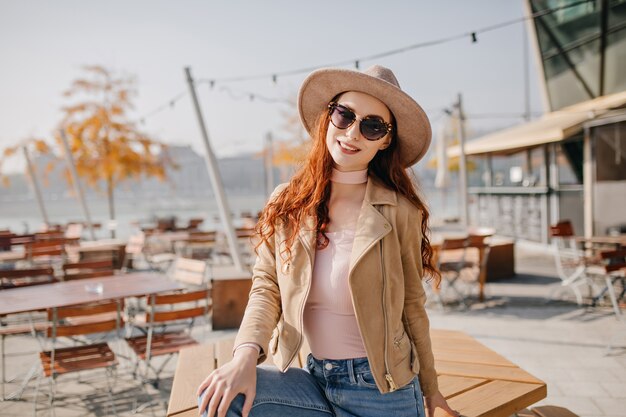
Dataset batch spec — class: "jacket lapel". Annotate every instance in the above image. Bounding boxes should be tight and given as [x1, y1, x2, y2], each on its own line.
[349, 175, 397, 271]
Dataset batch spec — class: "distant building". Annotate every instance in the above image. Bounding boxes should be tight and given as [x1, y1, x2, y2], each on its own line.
[449, 0, 626, 243]
[0, 145, 276, 202]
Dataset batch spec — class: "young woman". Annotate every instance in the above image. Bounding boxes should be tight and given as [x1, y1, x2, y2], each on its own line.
[198, 65, 458, 417]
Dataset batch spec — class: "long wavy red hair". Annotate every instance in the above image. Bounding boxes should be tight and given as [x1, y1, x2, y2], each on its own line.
[254, 97, 440, 284]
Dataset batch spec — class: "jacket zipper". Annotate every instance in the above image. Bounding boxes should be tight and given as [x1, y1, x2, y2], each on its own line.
[380, 238, 398, 392]
[283, 234, 313, 371]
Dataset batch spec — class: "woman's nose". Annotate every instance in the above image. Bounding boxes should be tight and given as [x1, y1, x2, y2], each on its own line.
[346, 119, 361, 140]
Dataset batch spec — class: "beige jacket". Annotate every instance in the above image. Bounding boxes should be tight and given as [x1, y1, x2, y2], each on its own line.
[234, 175, 439, 396]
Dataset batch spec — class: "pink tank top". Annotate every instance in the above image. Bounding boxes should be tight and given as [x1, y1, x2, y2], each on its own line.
[303, 228, 367, 359]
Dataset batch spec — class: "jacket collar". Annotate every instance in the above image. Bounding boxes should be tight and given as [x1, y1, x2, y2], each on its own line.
[297, 174, 396, 271]
[364, 174, 397, 207]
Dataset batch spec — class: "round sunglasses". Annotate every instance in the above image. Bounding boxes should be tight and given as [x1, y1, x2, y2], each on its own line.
[328, 102, 393, 141]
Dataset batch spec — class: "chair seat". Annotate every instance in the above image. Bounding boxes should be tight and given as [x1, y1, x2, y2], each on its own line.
[39, 342, 116, 377]
[126, 332, 198, 359]
[0, 321, 49, 336]
[439, 261, 476, 272]
[64, 311, 119, 326]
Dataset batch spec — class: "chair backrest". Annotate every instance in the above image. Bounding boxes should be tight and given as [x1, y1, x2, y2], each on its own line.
[599, 249, 626, 273]
[64, 223, 83, 239]
[169, 257, 207, 286]
[47, 299, 124, 338]
[149, 289, 211, 324]
[26, 239, 67, 259]
[62, 259, 115, 281]
[441, 236, 469, 251]
[188, 231, 217, 242]
[549, 220, 586, 283]
[0, 267, 57, 289]
[125, 232, 146, 256]
[0, 233, 16, 251]
[186, 218, 204, 230]
[550, 220, 574, 238]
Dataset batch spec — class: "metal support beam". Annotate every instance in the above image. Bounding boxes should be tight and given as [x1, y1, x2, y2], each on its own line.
[184, 67, 245, 271]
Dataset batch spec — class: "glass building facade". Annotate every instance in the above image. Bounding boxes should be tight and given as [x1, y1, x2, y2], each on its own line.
[529, 0, 626, 110]
[463, 1, 626, 243]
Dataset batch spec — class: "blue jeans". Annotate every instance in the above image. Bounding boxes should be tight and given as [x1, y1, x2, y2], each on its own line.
[199, 354, 426, 417]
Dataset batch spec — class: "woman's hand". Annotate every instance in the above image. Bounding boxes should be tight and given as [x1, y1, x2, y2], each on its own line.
[425, 390, 459, 417]
[197, 348, 258, 417]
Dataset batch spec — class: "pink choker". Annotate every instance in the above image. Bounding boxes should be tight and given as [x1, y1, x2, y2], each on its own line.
[330, 168, 368, 184]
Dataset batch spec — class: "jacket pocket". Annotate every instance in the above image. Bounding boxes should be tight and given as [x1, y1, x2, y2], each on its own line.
[393, 330, 411, 366]
[410, 340, 420, 373]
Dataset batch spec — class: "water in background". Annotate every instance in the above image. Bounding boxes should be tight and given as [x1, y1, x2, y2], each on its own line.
[0, 188, 459, 239]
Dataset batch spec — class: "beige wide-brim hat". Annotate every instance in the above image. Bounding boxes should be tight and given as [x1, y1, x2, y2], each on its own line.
[298, 64, 431, 167]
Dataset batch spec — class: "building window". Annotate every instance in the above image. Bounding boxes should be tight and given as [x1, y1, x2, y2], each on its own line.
[557, 137, 583, 185]
[595, 121, 626, 181]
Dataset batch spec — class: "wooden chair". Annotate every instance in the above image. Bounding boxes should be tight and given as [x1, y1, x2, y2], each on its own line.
[0, 267, 57, 290]
[548, 220, 595, 305]
[25, 239, 68, 267]
[34, 300, 124, 416]
[177, 232, 216, 260]
[585, 250, 626, 340]
[185, 218, 204, 231]
[62, 259, 115, 281]
[0, 269, 55, 400]
[169, 257, 208, 287]
[125, 289, 211, 387]
[436, 236, 470, 306]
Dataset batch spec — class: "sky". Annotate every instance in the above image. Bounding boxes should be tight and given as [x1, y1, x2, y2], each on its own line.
[0, 0, 544, 173]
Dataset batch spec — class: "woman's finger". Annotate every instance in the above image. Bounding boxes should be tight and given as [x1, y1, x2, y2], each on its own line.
[216, 389, 235, 417]
[198, 380, 218, 416]
[206, 383, 225, 417]
[196, 370, 216, 396]
[241, 387, 256, 417]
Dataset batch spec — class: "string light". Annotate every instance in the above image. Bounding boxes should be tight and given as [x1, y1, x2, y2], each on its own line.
[133, 0, 591, 125]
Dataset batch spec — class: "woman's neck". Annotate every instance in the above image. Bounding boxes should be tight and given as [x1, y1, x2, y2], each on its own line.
[330, 167, 368, 184]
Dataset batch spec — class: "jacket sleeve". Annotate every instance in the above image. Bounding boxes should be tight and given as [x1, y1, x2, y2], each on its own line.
[233, 184, 287, 364]
[399, 206, 439, 397]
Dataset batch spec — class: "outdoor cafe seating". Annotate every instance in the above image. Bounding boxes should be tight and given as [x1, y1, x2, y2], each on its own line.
[549, 220, 626, 312]
[432, 227, 495, 308]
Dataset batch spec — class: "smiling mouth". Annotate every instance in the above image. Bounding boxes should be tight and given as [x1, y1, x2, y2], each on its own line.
[337, 140, 360, 152]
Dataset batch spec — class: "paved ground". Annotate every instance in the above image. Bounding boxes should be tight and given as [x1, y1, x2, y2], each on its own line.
[1, 243, 624, 416]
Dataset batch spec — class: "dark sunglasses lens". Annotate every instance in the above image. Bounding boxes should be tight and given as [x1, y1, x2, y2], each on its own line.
[330, 105, 355, 129]
[360, 118, 388, 140]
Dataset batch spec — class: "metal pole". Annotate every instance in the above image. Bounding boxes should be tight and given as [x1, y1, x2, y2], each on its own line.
[523, 0, 551, 113]
[456, 93, 469, 228]
[184, 67, 245, 271]
[22, 145, 50, 227]
[59, 129, 96, 240]
[265, 132, 274, 198]
[583, 126, 594, 239]
[523, 21, 531, 122]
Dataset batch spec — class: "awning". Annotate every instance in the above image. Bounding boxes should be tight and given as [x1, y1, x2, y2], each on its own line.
[447, 90, 626, 157]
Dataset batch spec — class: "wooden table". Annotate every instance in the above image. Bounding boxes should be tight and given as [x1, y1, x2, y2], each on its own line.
[432, 236, 516, 302]
[0, 272, 181, 315]
[210, 266, 252, 330]
[166, 329, 546, 417]
[575, 235, 626, 248]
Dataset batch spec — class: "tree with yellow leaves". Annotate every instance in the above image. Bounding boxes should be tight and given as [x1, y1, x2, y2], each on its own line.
[60, 65, 175, 237]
